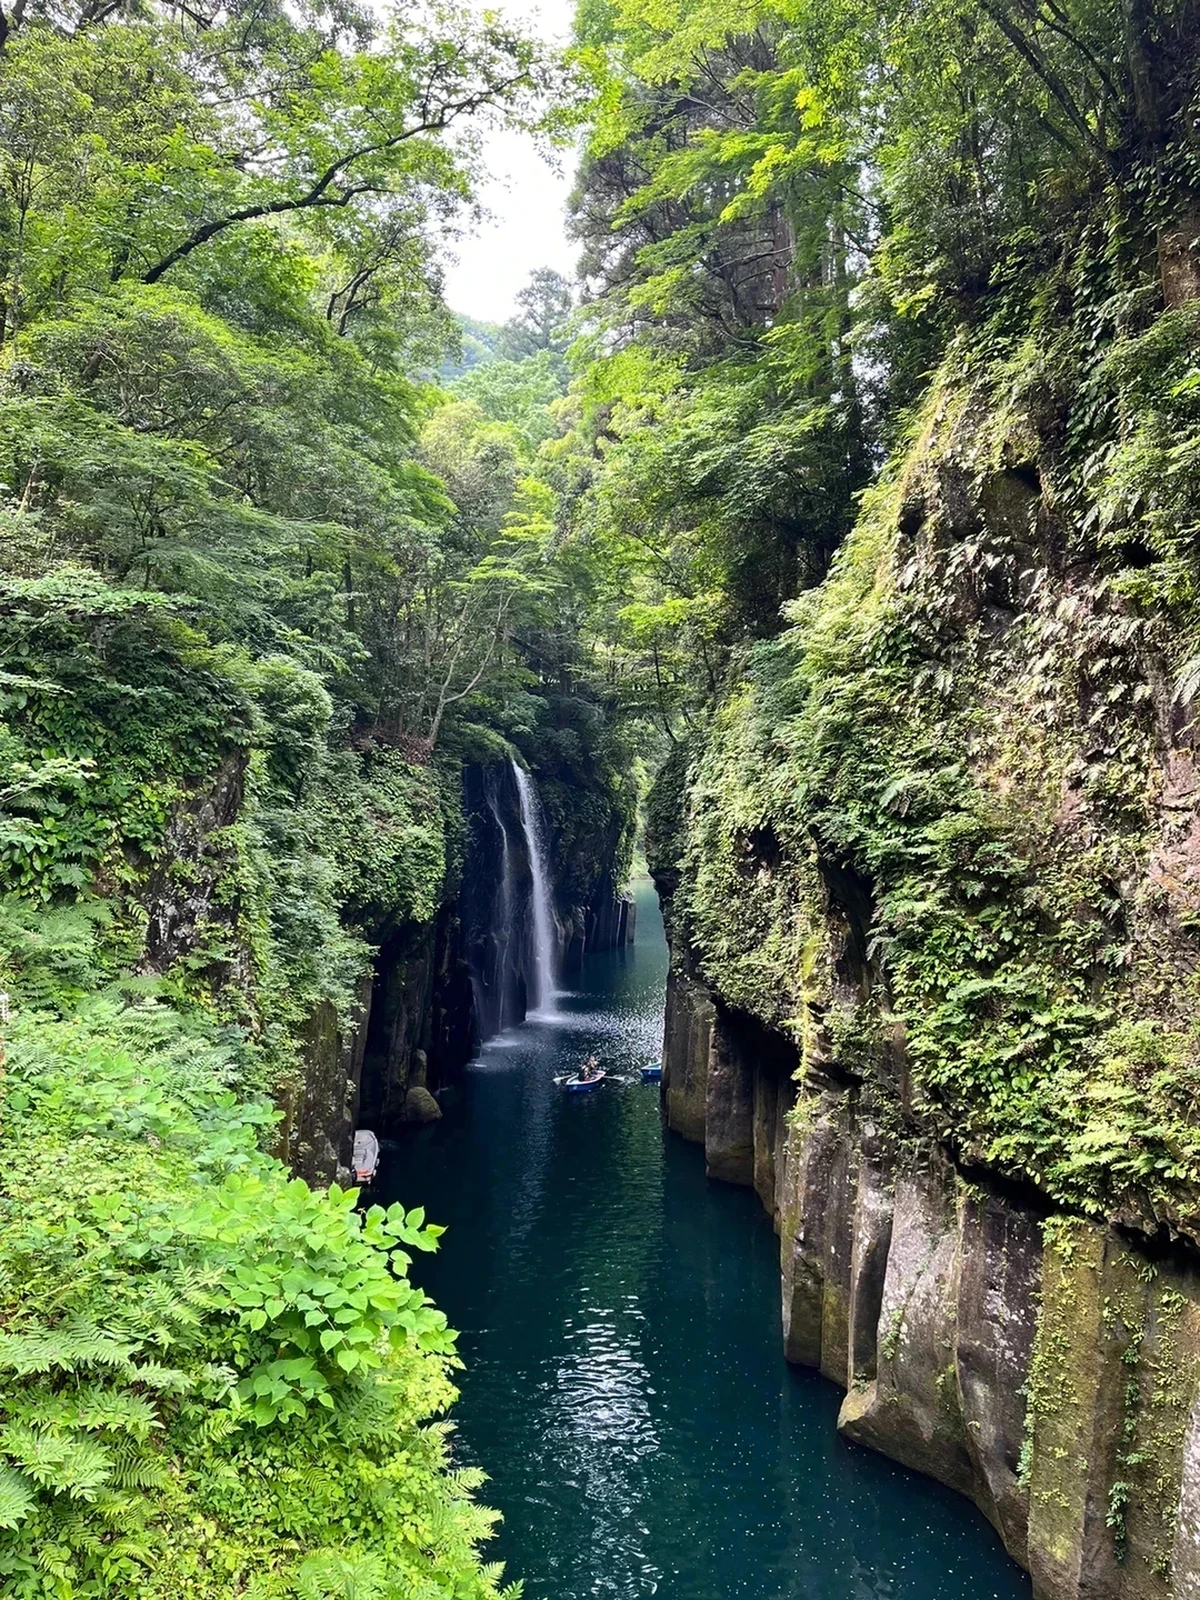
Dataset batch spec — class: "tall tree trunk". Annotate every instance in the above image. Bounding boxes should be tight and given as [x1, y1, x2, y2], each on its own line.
[1123, 0, 1163, 147]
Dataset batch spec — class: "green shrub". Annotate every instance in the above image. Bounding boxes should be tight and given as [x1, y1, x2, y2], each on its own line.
[0, 996, 518, 1600]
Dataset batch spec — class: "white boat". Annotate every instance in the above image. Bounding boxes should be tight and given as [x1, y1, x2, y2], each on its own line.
[351, 1128, 380, 1184]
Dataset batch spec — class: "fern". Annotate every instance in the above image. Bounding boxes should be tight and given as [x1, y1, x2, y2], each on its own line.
[72, 1386, 160, 1439]
[41, 1489, 146, 1539]
[0, 1319, 136, 1377]
[104, 1436, 169, 1492]
[0, 970, 506, 1596]
[1175, 652, 1200, 707]
[0, 1424, 113, 1499]
[123, 1359, 193, 1393]
[7, 1382, 160, 1440]
[295, 1551, 389, 1600]
[0, 1466, 36, 1528]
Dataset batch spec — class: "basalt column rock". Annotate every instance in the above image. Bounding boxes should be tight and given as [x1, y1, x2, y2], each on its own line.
[704, 1002, 757, 1185]
[403, 1049, 442, 1123]
[660, 956, 796, 1205]
[838, 1162, 977, 1501]
[565, 869, 635, 969]
[280, 972, 373, 1186]
[139, 750, 250, 993]
[1022, 1228, 1200, 1600]
[560, 876, 636, 975]
[358, 919, 443, 1134]
[954, 1190, 1042, 1565]
[661, 948, 715, 1146]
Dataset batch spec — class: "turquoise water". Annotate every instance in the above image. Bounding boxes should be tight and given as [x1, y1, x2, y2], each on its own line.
[379, 881, 1030, 1600]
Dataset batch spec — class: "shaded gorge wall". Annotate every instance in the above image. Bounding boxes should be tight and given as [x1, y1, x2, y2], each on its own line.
[657, 938, 1200, 1600]
[347, 757, 635, 1148]
[647, 353, 1200, 1600]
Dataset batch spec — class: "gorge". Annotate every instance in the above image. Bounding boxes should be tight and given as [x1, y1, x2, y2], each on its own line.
[383, 880, 1030, 1600]
[2, 0, 1200, 1595]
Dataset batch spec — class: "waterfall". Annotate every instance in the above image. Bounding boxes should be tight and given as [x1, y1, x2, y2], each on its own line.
[483, 769, 518, 1032]
[511, 760, 557, 1015]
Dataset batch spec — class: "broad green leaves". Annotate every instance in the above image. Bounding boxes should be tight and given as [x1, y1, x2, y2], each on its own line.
[0, 995, 511, 1598]
[192, 1177, 453, 1424]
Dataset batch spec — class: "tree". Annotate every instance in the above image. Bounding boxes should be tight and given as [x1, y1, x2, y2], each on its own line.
[498, 266, 574, 358]
[555, 0, 1200, 733]
[0, 0, 553, 344]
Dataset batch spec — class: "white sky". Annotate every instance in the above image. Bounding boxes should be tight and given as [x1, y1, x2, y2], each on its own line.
[442, 0, 581, 324]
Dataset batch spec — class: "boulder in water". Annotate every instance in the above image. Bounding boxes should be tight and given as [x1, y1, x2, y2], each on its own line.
[404, 1085, 442, 1123]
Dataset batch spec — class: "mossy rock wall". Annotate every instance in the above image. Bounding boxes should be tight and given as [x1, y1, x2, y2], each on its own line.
[661, 962, 1200, 1597]
[654, 350, 1200, 1240]
[652, 330, 1200, 1598]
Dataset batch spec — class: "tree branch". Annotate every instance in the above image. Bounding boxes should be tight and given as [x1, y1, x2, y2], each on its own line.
[1018, 0, 1124, 110]
[980, 0, 1114, 165]
[427, 589, 514, 747]
[140, 74, 529, 284]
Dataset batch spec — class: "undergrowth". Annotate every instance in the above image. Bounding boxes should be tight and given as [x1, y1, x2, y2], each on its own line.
[0, 980, 518, 1599]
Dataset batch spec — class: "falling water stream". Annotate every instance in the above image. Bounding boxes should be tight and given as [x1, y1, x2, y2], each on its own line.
[380, 879, 1030, 1600]
[484, 771, 518, 1032]
[511, 760, 557, 1016]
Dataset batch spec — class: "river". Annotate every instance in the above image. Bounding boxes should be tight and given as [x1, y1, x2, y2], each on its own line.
[378, 878, 1031, 1600]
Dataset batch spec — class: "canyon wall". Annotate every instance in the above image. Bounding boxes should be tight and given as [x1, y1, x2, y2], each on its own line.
[325, 753, 634, 1161]
[661, 953, 1200, 1599]
[651, 331, 1200, 1599]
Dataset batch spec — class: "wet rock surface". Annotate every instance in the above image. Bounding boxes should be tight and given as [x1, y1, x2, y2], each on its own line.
[659, 943, 1200, 1600]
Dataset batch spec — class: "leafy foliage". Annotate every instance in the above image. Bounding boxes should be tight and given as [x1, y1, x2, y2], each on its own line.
[0, 993, 519, 1597]
[0, 1, 609, 1593]
[560, 0, 1200, 731]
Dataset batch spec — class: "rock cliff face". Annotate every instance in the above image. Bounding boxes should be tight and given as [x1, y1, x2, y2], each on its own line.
[139, 749, 250, 990]
[349, 756, 634, 1146]
[356, 908, 466, 1136]
[661, 947, 1200, 1599]
[279, 976, 373, 1184]
[652, 333, 1200, 1598]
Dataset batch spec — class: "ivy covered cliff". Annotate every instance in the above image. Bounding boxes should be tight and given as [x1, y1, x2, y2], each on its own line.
[650, 323, 1200, 1594]
[6, 0, 1200, 1590]
[561, 0, 1200, 1595]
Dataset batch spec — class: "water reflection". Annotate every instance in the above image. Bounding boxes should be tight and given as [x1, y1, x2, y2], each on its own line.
[379, 882, 1030, 1600]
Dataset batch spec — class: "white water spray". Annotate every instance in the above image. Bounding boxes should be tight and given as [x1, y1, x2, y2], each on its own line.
[511, 760, 557, 1015]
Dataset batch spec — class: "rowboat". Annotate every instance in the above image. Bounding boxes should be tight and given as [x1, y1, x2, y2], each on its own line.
[641, 1062, 662, 1082]
[565, 1072, 606, 1093]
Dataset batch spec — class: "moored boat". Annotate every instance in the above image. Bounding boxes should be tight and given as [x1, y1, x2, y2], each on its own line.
[641, 1062, 662, 1082]
[351, 1128, 380, 1183]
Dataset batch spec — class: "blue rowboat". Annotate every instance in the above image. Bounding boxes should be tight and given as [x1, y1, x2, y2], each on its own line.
[565, 1072, 605, 1093]
[641, 1063, 662, 1082]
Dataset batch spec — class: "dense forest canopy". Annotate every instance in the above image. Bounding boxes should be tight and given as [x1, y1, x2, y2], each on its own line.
[558, 0, 1200, 727]
[1, 0, 1199, 1590]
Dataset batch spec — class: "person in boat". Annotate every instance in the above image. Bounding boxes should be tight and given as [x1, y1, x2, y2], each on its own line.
[579, 1055, 601, 1082]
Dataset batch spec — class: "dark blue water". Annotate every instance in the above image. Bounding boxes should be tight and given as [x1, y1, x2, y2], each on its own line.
[380, 880, 1030, 1600]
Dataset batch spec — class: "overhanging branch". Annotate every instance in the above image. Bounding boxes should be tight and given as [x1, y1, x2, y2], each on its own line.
[140, 73, 530, 283]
